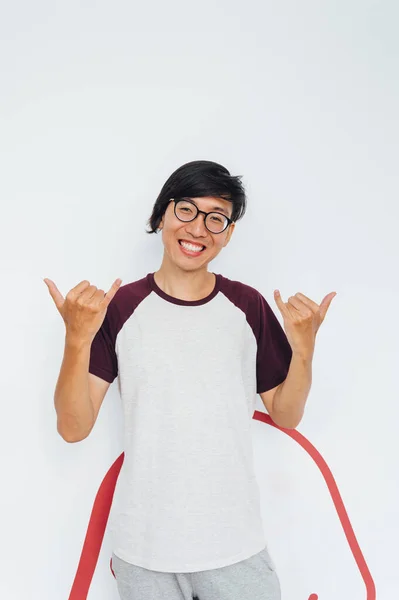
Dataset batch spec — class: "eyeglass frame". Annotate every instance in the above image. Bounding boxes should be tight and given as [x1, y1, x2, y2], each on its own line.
[169, 198, 234, 234]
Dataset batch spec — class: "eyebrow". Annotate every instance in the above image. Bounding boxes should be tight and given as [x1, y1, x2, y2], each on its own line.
[183, 198, 231, 217]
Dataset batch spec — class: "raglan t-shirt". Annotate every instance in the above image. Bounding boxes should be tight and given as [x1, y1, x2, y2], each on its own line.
[88, 271, 293, 573]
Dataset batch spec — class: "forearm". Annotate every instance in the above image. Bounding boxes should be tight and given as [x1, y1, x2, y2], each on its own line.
[54, 335, 94, 442]
[271, 352, 313, 429]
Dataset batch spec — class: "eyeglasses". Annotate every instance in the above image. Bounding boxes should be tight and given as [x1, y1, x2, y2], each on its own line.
[169, 198, 233, 234]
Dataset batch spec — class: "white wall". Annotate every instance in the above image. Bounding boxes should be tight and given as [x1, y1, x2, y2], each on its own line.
[1, 1, 398, 598]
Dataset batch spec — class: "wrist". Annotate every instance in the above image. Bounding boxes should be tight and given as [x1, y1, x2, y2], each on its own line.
[292, 349, 314, 364]
[65, 332, 93, 350]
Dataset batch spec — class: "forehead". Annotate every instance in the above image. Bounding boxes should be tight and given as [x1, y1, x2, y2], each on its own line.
[183, 196, 232, 216]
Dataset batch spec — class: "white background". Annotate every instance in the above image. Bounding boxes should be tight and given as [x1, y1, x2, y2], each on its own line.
[1, 1, 398, 598]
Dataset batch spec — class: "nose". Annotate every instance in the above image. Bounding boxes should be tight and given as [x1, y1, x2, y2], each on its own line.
[185, 212, 208, 236]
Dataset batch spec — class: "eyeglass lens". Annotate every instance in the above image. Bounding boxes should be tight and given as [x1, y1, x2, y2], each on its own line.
[175, 200, 227, 233]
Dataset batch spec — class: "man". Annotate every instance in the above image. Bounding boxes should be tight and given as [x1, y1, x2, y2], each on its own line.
[46, 160, 335, 599]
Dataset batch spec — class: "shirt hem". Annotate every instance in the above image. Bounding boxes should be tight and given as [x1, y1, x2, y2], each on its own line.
[111, 540, 267, 573]
[88, 365, 116, 383]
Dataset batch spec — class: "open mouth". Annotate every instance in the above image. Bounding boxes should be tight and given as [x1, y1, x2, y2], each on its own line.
[178, 240, 206, 253]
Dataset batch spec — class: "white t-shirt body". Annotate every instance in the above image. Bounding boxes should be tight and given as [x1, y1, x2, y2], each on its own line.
[89, 272, 292, 573]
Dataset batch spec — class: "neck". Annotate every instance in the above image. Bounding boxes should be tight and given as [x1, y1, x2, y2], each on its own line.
[154, 258, 215, 301]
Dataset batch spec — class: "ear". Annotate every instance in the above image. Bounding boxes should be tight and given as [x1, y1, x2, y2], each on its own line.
[158, 201, 172, 231]
[224, 223, 235, 246]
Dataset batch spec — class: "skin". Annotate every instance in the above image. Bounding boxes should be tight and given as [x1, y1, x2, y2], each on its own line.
[154, 196, 235, 301]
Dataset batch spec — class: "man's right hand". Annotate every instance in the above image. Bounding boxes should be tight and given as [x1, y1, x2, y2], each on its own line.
[44, 278, 122, 343]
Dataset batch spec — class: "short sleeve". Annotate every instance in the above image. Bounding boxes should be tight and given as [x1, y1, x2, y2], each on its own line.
[255, 292, 293, 394]
[89, 303, 119, 384]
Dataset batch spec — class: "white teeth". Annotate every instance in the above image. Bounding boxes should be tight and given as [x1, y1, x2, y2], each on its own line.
[180, 241, 204, 252]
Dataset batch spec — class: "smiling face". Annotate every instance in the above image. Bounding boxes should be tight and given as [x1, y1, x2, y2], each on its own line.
[157, 196, 235, 272]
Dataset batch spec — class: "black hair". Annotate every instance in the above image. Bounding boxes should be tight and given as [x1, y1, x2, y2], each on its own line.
[145, 160, 247, 234]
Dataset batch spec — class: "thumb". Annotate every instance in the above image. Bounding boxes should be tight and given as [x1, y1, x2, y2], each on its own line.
[319, 292, 337, 322]
[44, 278, 65, 313]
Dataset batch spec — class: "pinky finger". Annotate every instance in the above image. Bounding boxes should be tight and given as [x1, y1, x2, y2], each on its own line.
[104, 279, 123, 303]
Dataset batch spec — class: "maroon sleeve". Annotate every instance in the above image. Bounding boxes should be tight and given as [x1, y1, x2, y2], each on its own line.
[255, 292, 292, 394]
[88, 301, 119, 384]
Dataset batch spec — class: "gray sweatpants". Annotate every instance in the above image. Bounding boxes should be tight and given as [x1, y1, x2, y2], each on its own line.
[111, 545, 281, 600]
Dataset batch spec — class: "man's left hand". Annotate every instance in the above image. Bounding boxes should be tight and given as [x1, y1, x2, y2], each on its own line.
[273, 289, 337, 359]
